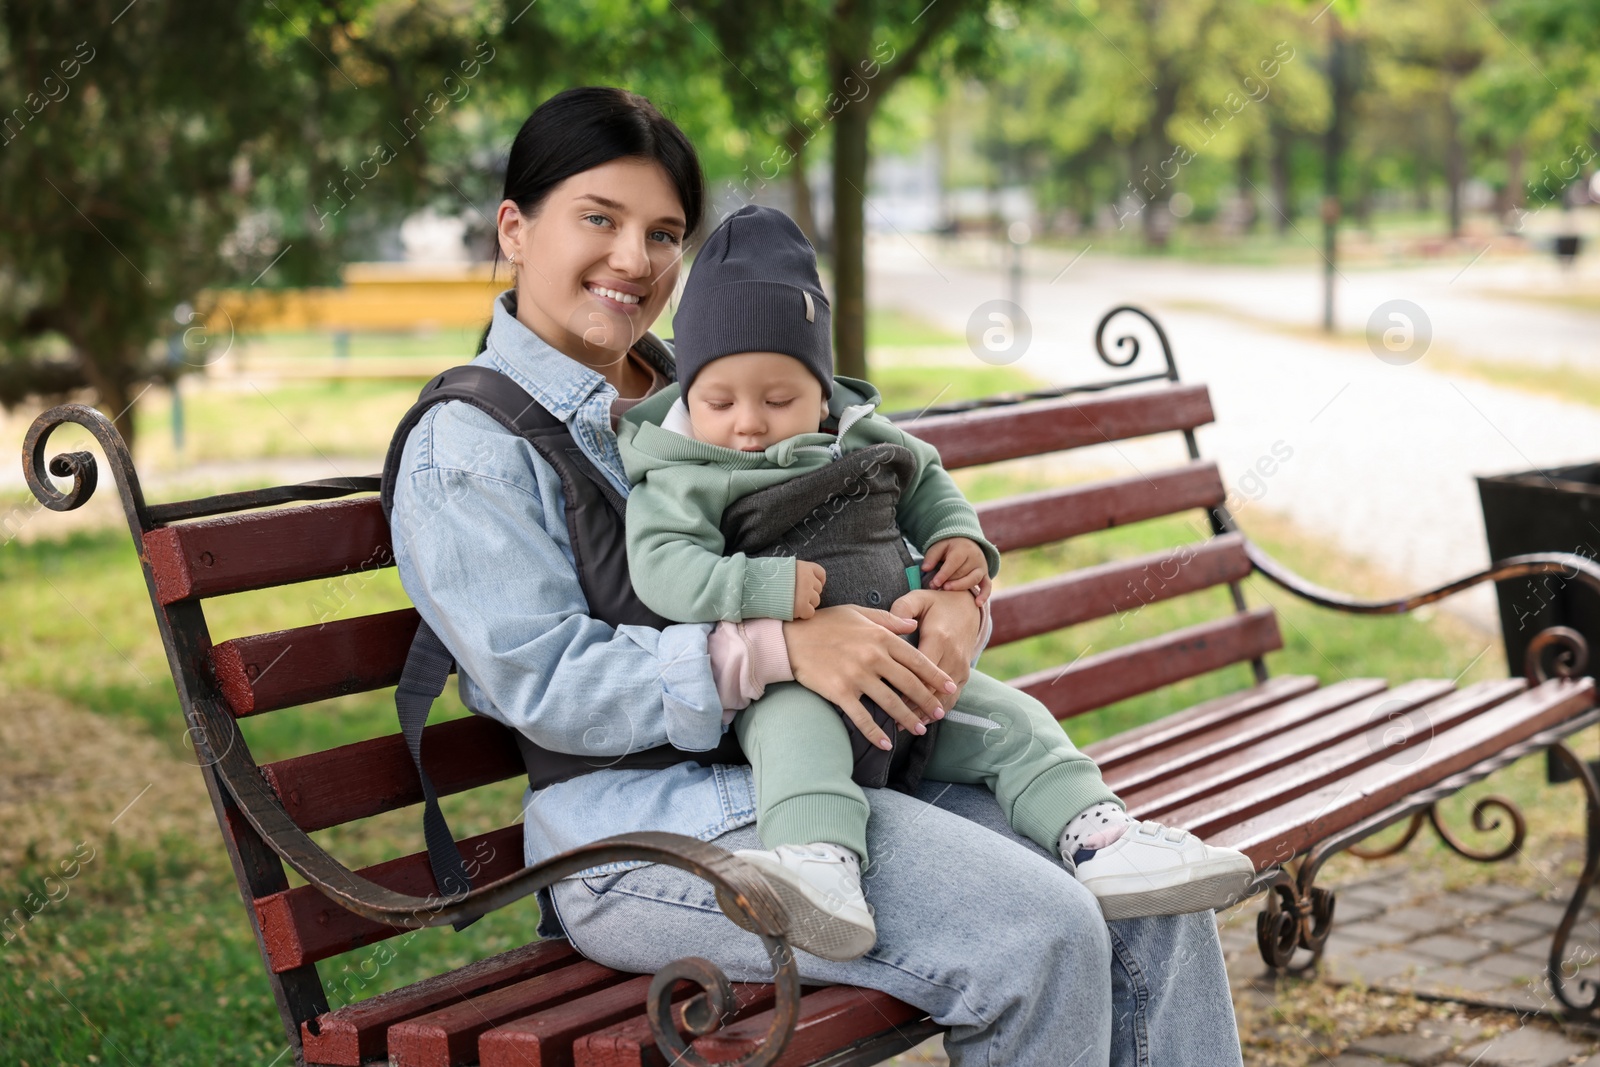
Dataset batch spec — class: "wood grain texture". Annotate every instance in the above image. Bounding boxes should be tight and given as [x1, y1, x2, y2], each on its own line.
[300, 939, 579, 1065]
[973, 461, 1224, 554]
[1010, 608, 1283, 720]
[1104, 678, 1413, 797]
[209, 608, 420, 717]
[145, 497, 389, 604]
[387, 961, 625, 1067]
[908, 383, 1214, 469]
[690, 987, 929, 1067]
[1081, 675, 1320, 768]
[987, 534, 1250, 646]
[261, 715, 524, 832]
[257, 825, 524, 974]
[1215, 677, 1597, 868]
[1158, 679, 1529, 836]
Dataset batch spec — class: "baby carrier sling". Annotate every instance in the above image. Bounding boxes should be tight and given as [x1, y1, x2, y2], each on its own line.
[718, 440, 940, 795]
[380, 353, 744, 904]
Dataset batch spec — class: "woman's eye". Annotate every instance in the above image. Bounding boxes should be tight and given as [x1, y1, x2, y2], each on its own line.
[583, 213, 611, 227]
[651, 230, 682, 245]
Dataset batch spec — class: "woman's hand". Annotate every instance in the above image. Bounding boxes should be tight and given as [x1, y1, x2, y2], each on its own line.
[783, 605, 958, 752]
[890, 588, 983, 706]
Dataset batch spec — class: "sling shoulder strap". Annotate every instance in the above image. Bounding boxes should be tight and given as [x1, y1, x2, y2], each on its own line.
[382, 365, 562, 922]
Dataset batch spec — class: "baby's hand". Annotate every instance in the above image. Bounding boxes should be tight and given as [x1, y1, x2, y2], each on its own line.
[921, 537, 988, 593]
[793, 560, 827, 619]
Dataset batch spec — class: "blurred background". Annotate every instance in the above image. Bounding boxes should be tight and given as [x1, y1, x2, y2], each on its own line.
[3, 1, 1599, 1063]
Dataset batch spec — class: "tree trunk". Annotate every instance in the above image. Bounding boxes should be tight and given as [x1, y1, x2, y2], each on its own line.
[1444, 95, 1464, 238]
[785, 128, 819, 250]
[81, 353, 139, 450]
[830, 54, 872, 382]
[1499, 142, 1525, 230]
[1269, 119, 1295, 234]
[1236, 146, 1258, 232]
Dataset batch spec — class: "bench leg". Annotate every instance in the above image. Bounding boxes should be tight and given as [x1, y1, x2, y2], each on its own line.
[1544, 741, 1600, 1018]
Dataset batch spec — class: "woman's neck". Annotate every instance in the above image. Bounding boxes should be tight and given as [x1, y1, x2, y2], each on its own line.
[510, 288, 650, 395]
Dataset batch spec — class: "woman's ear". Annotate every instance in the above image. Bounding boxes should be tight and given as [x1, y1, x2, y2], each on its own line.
[496, 199, 526, 261]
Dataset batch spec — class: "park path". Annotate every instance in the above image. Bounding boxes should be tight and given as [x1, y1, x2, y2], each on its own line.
[869, 236, 1600, 635]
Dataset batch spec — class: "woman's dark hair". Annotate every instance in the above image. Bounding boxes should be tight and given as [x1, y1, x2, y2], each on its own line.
[477, 87, 705, 353]
[502, 86, 705, 244]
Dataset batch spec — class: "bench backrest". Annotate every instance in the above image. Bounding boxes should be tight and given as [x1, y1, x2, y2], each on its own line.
[66, 308, 1279, 1044]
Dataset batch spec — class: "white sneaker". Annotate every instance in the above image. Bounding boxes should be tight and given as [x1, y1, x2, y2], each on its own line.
[1068, 820, 1256, 921]
[714, 843, 877, 961]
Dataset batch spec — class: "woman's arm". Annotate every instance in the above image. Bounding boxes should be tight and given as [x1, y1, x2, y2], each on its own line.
[391, 404, 727, 755]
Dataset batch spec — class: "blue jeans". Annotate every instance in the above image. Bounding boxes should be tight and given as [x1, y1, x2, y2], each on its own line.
[546, 779, 1243, 1067]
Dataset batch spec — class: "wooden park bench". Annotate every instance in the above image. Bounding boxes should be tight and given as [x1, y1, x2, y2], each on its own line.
[22, 305, 1600, 1066]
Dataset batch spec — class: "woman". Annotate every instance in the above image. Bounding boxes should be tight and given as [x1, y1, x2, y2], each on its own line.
[389, 86, 1244, 1066]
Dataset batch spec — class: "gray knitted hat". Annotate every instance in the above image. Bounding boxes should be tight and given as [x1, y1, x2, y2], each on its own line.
[672, 204, 833, 398]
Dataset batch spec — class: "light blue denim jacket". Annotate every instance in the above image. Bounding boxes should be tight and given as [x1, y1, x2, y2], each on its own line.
[389, 290, 757, 902]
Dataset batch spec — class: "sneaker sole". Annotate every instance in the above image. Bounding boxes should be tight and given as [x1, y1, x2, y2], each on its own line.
[1090, 867, 1256, 921]
[714, 856, 876, 962]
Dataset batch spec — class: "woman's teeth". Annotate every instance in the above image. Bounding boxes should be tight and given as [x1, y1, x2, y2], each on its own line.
[588, 285, 641, 305]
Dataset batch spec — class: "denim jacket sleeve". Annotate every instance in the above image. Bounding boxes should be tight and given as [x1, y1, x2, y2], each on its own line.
[389, 399, 729, 755]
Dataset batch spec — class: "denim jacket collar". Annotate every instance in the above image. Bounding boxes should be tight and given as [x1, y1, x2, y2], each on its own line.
[478, 289, 609, 421]
[478, 289, 678, 422]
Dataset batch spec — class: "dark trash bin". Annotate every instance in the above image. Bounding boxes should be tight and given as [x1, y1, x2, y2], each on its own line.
[1478, 462, 1600, 781]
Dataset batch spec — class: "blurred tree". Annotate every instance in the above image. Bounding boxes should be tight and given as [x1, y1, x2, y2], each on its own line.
[0, 0, 513, 446]
[977, 0, 1325, 247]
[674, 0, 1010, 380]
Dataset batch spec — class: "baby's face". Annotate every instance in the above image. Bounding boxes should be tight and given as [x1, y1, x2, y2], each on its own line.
[685, 351, 829, 452]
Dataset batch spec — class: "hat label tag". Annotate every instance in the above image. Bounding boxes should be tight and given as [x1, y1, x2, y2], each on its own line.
[803, 291, 815, 323]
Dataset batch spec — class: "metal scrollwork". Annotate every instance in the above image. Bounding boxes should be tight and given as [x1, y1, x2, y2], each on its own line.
[1254, 866, 1334, 972]
[1347, 811, 1426, 859]
[1526, 626, 1590, 684]
[1094, 305, 1180, 379]
[24, 403, 151, 537]
[1429, 795, 1526, 863]
[1545, 742, 1600, 1017]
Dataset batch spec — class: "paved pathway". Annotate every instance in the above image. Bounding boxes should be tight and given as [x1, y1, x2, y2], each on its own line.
[870, 237, 1600, 636]
[886, 844, 1600, 1066]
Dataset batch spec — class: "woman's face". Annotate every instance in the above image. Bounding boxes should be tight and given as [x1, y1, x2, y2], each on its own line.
[497, 157, 687, 371]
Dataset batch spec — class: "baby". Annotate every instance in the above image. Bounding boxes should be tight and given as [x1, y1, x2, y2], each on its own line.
[618, 205, 1254, 961]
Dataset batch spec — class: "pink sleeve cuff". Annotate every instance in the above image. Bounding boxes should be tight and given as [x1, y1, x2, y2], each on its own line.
[707, 618, 794, 720]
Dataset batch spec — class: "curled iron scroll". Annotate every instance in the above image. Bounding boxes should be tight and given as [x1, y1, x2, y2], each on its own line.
[1526, 626, 1589, 685]
[1093, 305, 1180, 379]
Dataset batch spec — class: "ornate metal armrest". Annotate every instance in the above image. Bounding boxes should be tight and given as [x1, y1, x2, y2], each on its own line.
[22, 404, 800, 1067]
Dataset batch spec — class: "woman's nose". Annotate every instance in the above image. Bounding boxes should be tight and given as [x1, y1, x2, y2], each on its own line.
[609, 227, 652, 277]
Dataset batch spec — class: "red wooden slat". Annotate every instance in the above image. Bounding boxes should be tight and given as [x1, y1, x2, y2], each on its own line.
[988, 534, 1250, 646]
[910, 383, 1215, 470]
[210, 608, 420, 717]
[1157, 678, 1529, 836]
[1214, 677, 1596, 868]
[145, 497, 390, 604]
[301, 939, 579, 1066]
[573, 983, 780, 1067]
[974, 461, 1224, 553]
[257, 825, 524, 974]
[1082, 675, 1320, 768]
[1104, 678, 1408, 797]
[477, 975, 699, 1067]
[691, 986, 929, 1067]
[261, 715, 524, 833]
[387, 961, 626, 1067]
[1010, 608, 1283, 720]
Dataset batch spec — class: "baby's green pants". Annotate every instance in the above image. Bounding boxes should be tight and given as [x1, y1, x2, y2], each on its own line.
[732, 669, 1125, 865]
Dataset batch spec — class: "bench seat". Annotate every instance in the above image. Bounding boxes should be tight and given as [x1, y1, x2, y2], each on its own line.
[24, 305, 1600, 1066]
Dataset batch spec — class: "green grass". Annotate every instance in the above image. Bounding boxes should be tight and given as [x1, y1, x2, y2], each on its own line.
[5, 360, 1585, 1063]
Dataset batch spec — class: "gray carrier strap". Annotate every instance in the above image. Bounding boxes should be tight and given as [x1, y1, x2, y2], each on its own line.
[394, 619, 478, 928]
[381, 359, 744, 918]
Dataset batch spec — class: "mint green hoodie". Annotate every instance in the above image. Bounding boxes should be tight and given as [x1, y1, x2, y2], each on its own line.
[617, 375, 1000, 624]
